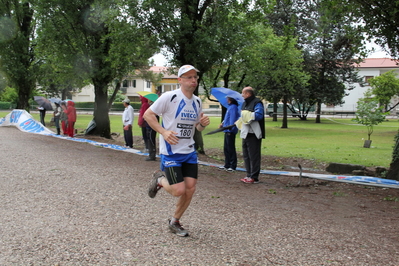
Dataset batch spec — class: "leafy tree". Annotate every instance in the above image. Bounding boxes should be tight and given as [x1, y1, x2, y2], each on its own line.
[301, 1, 365, 123]
[0, 86, 18, 104]
[136, 0, 268, 152]
[238, 26, 308, 128]
[368, 70, 399, 112]
[266, 0, 365, 121]
[0, 1, 38, 111]
[352, 96, 386, 146]
[349, 0, 399, 58]
[34, 0, 157, 138]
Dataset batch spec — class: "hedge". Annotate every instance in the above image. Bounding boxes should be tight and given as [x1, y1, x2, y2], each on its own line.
[0, 102, 13, 109]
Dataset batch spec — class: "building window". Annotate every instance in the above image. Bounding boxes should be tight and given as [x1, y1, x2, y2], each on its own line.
[132, 80, 136, 88]
[364, 76, 374, 86]
[122, 80, 128, 87]
[146, 81, 151, 88]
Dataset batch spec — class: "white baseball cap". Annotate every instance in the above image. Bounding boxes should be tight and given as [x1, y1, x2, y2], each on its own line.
[178, 65, 199, 77]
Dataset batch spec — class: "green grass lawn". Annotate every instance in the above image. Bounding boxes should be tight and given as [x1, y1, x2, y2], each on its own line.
[1, 110, 398, 167]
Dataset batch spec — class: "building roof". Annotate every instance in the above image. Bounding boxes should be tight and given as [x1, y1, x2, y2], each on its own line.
[357, 58, 399, 68]
[150, 66, 178, 79]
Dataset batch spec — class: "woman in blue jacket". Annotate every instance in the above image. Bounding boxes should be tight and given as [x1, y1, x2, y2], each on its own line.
[219, 97, 240, 172]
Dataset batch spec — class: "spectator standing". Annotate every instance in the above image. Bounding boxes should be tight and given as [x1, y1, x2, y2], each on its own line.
[122, 98, 134, 148]
[38, 106, 46, 126]
[60, 101, 68, 135]
[144, 64, 210, 237]
[138, 96, 150, 152]
[53, 102, 61, 135]
[64, 101, 77, 138]
[239, 87, 265, 184]
[218, 97, 240, 172]
[145, 100, 158, 161]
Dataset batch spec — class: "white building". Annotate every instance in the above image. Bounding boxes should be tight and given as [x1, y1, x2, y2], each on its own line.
[71, 66, 180, 103]
[322, 58, 399, 115]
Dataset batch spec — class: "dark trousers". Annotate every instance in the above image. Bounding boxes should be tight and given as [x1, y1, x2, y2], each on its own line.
[223, 132, 237, 170]
[39, 110, 46, 126]
[141, 126, 149, 150]
[147, 127, 157, 159]
[54, 117, 60, 135]
[123, 125, 133, 148]
[242, 133, 262, 181]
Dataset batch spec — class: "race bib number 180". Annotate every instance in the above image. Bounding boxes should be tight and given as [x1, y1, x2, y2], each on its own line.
[177, 123, 194, 139]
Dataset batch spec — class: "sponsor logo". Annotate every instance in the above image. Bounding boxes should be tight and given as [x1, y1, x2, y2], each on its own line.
[164, 160, 177, 167]
[19, 118, 45, 133]
[10, 110, 23, 123]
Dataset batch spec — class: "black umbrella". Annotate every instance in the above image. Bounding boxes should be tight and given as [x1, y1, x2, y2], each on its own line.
[204, 124, 235, 135]
[34, 96, 53, 110]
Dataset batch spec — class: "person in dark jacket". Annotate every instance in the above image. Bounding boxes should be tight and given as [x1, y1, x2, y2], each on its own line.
[239, 87, 265, 184]
[38, 106, 46, 126]
[138, 96, 150, 152]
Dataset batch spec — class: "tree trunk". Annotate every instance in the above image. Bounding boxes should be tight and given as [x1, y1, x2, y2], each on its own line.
[108, 80, 121, 110]
[315, 100, 322, 123]
[386, 134, 399, 180]
[16, 84, 32, 112]
[281, 96, 288, 128]
[272, 99, 278, 122]
[88, 81, 111, 139]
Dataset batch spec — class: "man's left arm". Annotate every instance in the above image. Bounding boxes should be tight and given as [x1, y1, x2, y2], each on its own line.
[253, 102, 264, 121]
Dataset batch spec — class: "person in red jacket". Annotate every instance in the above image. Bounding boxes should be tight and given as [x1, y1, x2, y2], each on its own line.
[63, 101, 77, 137]
[138, 96, 150, 151]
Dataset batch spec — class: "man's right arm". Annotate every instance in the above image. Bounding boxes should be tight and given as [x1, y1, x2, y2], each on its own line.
[144, 108, 179, 145]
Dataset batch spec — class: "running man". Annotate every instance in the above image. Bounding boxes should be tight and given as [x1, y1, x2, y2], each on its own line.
[144, 64, 210, 237]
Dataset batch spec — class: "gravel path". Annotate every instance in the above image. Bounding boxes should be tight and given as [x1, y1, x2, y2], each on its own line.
[1, 127, 399, 265]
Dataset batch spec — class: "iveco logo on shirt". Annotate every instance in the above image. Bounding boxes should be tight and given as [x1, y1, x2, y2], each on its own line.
[180, 112, 197, 119]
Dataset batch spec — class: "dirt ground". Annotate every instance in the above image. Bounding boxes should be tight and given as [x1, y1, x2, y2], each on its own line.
[1, 127, 399, 265]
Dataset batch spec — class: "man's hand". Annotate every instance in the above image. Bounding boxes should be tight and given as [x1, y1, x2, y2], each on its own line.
[199, 113, 210, 127]
[162, 130, 179, 145]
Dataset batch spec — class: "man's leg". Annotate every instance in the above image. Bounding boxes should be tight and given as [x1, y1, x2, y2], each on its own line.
[247, 135, 262, 181]
[225, 133, 237, 170]
[146, 128, 156, 160]
[242, 137, 251, 176]
[141, 126, 148, 150]
[124, 126, 133, 148]
[173, 177, 197, 220]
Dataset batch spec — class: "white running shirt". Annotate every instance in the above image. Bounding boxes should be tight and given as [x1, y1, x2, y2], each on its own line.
[150, 89, 202, 155]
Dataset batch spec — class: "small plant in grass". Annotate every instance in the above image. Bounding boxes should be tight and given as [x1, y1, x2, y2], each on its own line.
[268, 189, 276, 194]
[352, 95, 387, 148]
[383, 195, 398, 202]
[333, 191, 346, 197]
